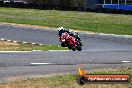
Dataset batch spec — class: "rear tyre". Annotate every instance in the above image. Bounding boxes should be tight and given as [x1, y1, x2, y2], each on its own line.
[61, 42, 67, 47]
[71, 44, 76, 51]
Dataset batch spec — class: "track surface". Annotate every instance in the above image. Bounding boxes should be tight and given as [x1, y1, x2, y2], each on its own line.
[0, 24, 132, 82]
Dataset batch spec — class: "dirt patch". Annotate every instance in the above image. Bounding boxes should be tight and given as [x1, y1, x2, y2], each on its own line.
[0, 41, 18, 46]
[4, 76, 24, 82]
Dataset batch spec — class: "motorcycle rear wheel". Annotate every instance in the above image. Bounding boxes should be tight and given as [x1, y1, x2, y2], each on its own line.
[70, 44, 76, 51]
[66, 41, 76, 51]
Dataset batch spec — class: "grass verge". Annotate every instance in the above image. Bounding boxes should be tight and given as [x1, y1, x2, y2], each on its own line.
[0, 40, 67, 51]
[0, 8, 132, 35]
[0, 68, 132, 88]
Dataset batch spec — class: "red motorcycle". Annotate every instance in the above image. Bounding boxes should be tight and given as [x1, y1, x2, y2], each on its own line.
[60, 32, 82, 51]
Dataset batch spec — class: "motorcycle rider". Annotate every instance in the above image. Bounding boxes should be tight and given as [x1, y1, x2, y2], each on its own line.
[58, 27, 81, 42]
[58, 27, 70, 41]
[60, 32, 76, 48]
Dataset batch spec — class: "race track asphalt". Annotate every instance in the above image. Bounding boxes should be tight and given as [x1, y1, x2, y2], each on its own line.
[0, 24, 132, 82]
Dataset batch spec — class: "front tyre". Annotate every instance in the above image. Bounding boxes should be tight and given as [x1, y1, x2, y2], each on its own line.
[79, 41, 82, 46]
[70, 44, 76, 51]
[76, 45, 82, 51]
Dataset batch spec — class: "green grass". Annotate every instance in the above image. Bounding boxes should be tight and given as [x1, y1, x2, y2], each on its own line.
[20, 44, 68, 51]
[0, 40, 67, 51]
[0, 8, 132, 35]
[0, 68, 132, 88]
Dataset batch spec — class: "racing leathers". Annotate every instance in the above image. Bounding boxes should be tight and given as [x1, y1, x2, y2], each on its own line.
[60, 32, 76, 47]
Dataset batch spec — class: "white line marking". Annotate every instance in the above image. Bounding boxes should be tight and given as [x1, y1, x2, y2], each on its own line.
[23, 42, 28, 44]
[31, 63, 53, 65]
[122, 61, 131, 63]
[32, 43, 36, 45]
[32, 50, 43, 51]
[0, 51, 31, 53]
[99, 33, 110, 36]
[0, 38, 5, 41]
[7, 40, 11, 42]
[13, 41, 17, 43]
[86, 32, 95, 35]
[87, 32, 132, 38]
[48, 50, 70, 51]
[39, 44, 43, 45]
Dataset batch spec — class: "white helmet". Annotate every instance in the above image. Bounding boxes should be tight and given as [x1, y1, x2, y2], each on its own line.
[69, 29, 73, 32]
[58, 27, 64, 31]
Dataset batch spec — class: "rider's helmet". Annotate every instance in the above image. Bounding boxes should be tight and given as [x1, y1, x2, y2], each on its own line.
[58, 27, 64, 31]
[69, 29, 74, 33]
[61, 32, 69, 39]
[75, 31, 78, 34]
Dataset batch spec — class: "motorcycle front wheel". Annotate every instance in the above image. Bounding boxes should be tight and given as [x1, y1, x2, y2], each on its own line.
[76, 45, 82, 51]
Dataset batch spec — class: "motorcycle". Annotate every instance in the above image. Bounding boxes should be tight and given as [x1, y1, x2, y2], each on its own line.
[60, 33, 82, 51]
